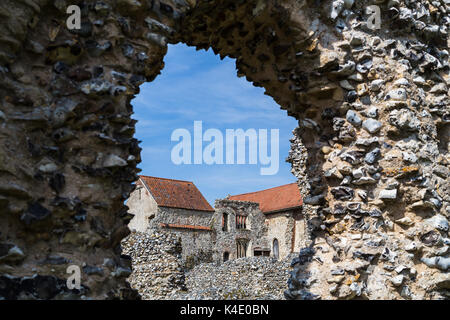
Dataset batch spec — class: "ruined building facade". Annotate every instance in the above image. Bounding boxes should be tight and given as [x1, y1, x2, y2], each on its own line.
[212, 199, 271, 263]
[227, 183, 306, 260]
[0, 0, 448, 300]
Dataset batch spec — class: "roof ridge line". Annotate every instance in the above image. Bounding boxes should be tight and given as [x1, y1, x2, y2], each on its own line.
[139, 175, 193, 184]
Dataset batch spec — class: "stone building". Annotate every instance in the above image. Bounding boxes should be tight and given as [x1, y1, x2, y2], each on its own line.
[128, 177, 306, 265]
[127, 176, 215, 266]
[212, 199, 271, 263]
[228, 183, 305, 260]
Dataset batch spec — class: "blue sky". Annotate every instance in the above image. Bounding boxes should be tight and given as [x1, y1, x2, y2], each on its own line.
[132, 44, 298, 206]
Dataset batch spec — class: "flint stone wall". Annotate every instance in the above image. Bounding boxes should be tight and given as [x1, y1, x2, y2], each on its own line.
[121, 230, 187, 300]
[0, 0, 448, 299]
[123, 230, 292, 300]
[172, 256, 293, 300]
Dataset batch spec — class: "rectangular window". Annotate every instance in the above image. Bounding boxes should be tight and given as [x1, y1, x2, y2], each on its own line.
[254, 249, 270, 257]
[236, 215, 247, 229]
[222, 213, 228, 232]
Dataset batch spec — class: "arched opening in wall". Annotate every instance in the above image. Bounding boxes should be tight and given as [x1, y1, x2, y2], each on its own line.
[236, 239, 249, 259]
[132, 43, 298, 204]
[125, 42, 299, 297]
[273, 239, 279, 260]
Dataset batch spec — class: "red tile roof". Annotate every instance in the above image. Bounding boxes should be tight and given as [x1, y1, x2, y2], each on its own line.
[228, 183, 303, 214]
[139, 175, 214, 212]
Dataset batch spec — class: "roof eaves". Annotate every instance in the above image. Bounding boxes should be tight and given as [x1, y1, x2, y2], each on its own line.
[263, 205, 303, 215]
[159, 205, 215, 212]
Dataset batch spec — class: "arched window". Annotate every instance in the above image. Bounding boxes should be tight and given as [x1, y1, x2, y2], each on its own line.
[223, 251, 229, 262]
[273, 238, 279, 260]
[236, 239, 249, 258]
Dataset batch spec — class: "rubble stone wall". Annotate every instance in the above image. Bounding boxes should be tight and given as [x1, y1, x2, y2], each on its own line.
[173, 256, 292, 300]
[121, 230, 187, 300]
[283, 0, 450, 298]
[122, 230, 292, 300]
[0, 0, 448, 299]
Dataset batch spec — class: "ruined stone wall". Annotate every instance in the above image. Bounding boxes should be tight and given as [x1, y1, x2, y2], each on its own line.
[0, 0, 174, 299]
[121, 230, 187, 300]
[123, 229, 291, 300]
[172, 256, 292, 300]
[282, 0, 450, 299]
[213, 199, 269, 263]
[0, 0, 448, 300]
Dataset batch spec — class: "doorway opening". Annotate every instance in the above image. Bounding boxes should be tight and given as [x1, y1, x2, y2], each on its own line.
[223, 251, 230, 262]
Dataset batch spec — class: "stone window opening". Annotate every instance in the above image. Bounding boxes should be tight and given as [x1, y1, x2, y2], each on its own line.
[222, 213, 228, 232]
[273, 239, 279, 260]
[236, 239, 249, 258]
[223, 251, 229, 262]
[236, 215, 247, 230]
[254, 249, 270, 257]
